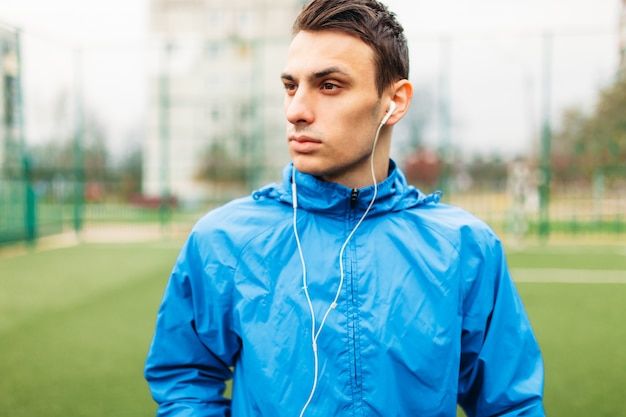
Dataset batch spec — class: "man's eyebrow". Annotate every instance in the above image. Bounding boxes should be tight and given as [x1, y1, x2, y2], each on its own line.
[309, 67, 349, 81]
[280, 66, 350, 83]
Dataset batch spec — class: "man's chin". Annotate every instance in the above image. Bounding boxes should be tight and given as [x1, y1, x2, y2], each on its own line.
[293, 164, 325, 177]
[291, 156, 324, 176]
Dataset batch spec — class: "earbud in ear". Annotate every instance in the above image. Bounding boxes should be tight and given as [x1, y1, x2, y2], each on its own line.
[380, 101, 396, 126]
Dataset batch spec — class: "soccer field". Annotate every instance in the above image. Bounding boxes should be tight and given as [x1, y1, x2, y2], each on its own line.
[0, 242, 625, 417]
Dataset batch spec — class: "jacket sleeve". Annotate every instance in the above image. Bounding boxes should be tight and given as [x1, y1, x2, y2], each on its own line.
[144, 231, 241, 417]
[457, 234, 545, 417]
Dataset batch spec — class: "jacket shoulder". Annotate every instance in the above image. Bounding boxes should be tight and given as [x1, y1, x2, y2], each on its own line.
[407, 202, 500, 250]
[191, 195, 291, 245]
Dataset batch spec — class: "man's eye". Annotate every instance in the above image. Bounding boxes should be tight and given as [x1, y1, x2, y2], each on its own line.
[284, 83, 297, 93]
[321, 83, 338, 90]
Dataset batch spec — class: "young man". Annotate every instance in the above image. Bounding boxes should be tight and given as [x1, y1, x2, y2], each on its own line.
[144, 1, 545, 416]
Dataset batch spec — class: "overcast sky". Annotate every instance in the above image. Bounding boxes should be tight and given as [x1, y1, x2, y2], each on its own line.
[387, 0, 620, 35]
[385, 0, 622, 156]
[1, 0, 619, 42]
[0, 0, 622, 158]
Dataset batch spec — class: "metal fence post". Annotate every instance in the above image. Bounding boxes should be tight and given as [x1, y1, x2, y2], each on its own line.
[23, 155, 36, 243]
[73, 47, 85, 235]
[538, 33, 553, 240]
[159, 42, 172, 232]
[438, 37, 452, 195]
[15, 28, 35, 245]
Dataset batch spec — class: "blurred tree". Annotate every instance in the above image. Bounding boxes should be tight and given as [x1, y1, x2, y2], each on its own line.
[115, 144, 143, 201]
[551, 107, 589, 182]
[404, 146, 441, 189]
[551, 75, 626, 183]
[195, 141, 248, 185]
[26, 108, 111, 202]
[28, 111, 109, 182]
[398, 86, 439, 188]
[81, 114, 109, 184]
[466, 154, 508, 191]
[589, 75, 626, 167]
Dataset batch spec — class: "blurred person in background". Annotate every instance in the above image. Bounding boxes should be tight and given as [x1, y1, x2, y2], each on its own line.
[144, 0, 545, 416]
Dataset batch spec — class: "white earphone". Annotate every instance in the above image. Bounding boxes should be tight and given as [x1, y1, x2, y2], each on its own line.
[379, 100, 396, 126]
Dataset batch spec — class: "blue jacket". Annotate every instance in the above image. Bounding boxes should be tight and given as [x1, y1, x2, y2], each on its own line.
[145, 161, 545, 416]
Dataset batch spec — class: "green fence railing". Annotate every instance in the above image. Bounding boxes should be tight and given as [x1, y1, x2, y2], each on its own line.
[2, 168, 625, 247]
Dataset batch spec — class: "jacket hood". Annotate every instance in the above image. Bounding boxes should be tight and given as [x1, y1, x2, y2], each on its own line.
[252, 160, 441, 215]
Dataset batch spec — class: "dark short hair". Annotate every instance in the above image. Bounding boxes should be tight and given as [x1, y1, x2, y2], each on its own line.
[293, 0, 409, 96]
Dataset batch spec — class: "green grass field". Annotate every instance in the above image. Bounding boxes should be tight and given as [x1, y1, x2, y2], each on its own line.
[1, 241, 625, 417]
[0, 242, 178, 417]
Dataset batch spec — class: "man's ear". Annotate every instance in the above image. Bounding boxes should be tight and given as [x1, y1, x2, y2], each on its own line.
[384, 79, 413, 126]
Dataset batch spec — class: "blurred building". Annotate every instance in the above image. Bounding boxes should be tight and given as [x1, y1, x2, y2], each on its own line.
[0, 23, 22, 174]
[144, 0, 306, 205]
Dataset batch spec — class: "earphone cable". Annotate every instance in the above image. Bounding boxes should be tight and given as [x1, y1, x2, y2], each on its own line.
[295, 118, 385, 417]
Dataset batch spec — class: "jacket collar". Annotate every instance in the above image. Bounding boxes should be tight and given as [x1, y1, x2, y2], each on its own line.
[253, 160, 439, 216]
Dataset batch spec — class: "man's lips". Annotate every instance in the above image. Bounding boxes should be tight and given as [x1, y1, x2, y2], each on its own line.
[289, 136, 321, 153]
[289, 135, 321, 143]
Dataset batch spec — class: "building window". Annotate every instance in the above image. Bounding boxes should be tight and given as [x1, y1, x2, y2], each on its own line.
[236, 10, 257, 35]
[206, 41, 222, 59]
[207, 11, 225, 33]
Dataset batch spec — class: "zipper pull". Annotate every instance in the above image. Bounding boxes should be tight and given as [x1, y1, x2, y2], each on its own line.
[350, 188, 359, 209]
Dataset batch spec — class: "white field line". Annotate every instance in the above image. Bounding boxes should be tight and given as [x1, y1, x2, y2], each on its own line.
[512, 268, 626, 283]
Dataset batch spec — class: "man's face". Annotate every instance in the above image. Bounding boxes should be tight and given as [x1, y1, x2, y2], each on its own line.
[281, 30, 386, 187]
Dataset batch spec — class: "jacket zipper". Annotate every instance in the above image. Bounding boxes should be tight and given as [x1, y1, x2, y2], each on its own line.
[347, 188, 362, 412]
[350, 188, 359, 209]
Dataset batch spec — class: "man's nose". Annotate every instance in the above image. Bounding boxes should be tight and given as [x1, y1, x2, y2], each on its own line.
[285, 88, 314, 125]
